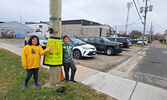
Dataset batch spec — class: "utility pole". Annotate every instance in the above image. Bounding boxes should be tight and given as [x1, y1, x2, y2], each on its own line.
[115, 26, 117, 41]
[142, 0, 148, 46]
[99, 27, 102, 37]
[125, 2, 132, 35]
[150, 22, 153, 41]
[141, 0, 153, 46]
[49, 0, 62, 86]
[115, 26, 117, 34]
[19, 14, 22, 24]
[81, 20, 83, 35]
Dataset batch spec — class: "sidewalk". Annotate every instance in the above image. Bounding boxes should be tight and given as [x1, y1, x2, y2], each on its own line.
[1, 42, 167, 100]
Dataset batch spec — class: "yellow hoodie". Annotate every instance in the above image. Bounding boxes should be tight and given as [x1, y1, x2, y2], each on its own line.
[21, 45, 50, 69]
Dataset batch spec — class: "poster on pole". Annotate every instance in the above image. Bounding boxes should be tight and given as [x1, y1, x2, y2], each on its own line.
[43, 38, 63, 66]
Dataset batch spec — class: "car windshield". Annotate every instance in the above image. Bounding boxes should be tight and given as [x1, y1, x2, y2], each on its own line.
[37, 35, 46, 40]
[101, 37, 110, 42]
[70, 38, 84, 45]
[127, 39, 130, 42]
[82, 38, 88, 41]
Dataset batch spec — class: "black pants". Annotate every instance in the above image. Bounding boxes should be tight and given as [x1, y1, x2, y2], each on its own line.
[63, 61, 77, 80]
[24, 68, 39, 85]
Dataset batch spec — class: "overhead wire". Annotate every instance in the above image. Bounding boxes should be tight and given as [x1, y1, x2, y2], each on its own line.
[133, 0, 144, 24]
[116, 18, 142, 29]
[137, 0, 141, 8]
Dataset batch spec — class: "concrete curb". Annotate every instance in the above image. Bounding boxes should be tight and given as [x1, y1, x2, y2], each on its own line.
[100, 48, 143, 72]
[100, 56, 131, 72]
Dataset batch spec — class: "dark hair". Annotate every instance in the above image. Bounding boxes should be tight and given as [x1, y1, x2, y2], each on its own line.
[63, 35, 69, 40]
[28, 35, 40, 46]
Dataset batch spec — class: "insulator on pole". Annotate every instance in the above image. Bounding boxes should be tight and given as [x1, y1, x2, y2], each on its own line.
[140, 7, 144, 13]
[149, 5, 153, 12]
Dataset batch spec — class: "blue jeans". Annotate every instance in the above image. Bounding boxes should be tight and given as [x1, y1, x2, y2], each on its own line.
[63, 61, 77, 80]
[24, 68, 39, 85]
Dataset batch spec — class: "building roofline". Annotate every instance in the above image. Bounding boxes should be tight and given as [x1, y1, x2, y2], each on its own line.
[25, 19, 103, 26]
[0, 21, 33, 30]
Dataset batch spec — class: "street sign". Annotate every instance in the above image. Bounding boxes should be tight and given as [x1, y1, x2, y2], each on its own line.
[43, 38, 63, 66]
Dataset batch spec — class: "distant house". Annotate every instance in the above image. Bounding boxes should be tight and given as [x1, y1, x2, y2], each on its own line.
[0, 21, 34, 38]
[163, 30, 167, 42]
[25, 19, 114, 38]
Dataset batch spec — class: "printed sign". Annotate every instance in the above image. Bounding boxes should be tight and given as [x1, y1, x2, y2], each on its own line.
[43, 38, 63, 66]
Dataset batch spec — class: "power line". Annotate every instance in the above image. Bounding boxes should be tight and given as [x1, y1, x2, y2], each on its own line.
[136, 0, 141, 8]
[128, 18, 141, 26]
[133, 0, 144, 24]
[112, 19, 140, 27]
[118, 22, 142, 29]
[116, 18, 141, 28]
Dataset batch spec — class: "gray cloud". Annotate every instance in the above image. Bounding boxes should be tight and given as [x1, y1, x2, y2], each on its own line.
[0, 0, 166, 34]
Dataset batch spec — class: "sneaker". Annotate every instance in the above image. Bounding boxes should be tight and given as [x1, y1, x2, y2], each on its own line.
[69, 79, 77, 84]
[66, 79, 69, 82]
[61, 78, 69, 82]
[34, 84, 40, 89]
[22, 84, 27, 90]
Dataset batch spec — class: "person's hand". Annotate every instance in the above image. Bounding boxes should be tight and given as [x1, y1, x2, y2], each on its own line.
[49, 48, 52, 51]
[83, 43, 87, 45]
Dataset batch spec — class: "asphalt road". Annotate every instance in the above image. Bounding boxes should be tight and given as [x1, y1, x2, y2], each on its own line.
[133, 41, 167, 89]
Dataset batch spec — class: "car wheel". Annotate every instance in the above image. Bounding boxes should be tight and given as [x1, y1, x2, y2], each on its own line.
[106, 47, 114, 55]
[73, 49, 81, 59]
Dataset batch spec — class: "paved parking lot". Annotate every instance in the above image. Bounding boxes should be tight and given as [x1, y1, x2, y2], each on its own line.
[74, 46, 141, 71]
[0, 39, 141, 71]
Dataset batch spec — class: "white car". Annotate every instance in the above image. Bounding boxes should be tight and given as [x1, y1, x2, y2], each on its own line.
[137, 39, 148, 45]
[69, 38, 97, 59]
[25, 33, 48, 48]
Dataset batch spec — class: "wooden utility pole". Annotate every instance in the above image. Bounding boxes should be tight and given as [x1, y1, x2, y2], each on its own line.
[142, 0, 148, 46]
[150, 22, 153, 41]
[49, 0, 62, 86]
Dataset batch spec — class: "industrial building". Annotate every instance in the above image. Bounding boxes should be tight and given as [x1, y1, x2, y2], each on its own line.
[26, 19, 114, 38]
[62, 19, 113, 38]
[0, 21, 34, 38]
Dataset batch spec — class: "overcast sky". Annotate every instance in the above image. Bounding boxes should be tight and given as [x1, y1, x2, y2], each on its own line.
[0, 0, 166, 34]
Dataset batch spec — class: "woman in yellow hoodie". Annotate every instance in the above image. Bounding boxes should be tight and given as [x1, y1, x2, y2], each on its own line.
[21, 35, 51, 90]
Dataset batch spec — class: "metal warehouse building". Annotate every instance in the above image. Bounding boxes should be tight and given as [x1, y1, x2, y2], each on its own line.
[0, 21, 34, 38]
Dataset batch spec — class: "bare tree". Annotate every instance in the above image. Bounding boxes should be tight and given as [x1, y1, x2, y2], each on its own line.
[129, 30, 142, 39]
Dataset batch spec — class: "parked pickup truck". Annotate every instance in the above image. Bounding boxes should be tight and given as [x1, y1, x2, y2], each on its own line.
[87, 36, 123, 55]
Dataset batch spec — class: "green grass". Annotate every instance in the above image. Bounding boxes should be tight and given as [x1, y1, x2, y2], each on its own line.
[160, 41, 167, 45]
[0, 49, 107, 100]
